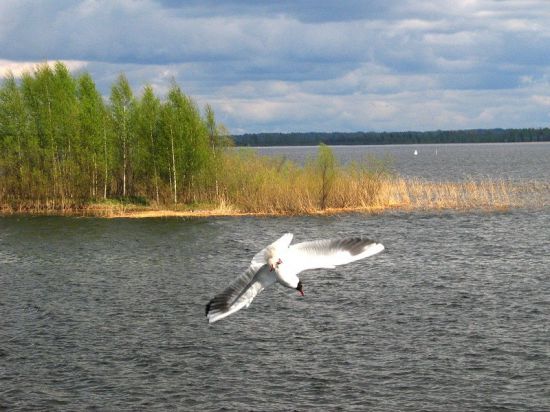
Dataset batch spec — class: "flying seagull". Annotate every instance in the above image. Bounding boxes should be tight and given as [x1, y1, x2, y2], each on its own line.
[205, 233, 384, 324]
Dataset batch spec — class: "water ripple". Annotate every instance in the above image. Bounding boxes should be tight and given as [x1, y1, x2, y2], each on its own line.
[1, 211, 549, 411]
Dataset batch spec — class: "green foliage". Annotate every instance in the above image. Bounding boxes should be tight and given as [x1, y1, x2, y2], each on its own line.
[1, 63, 399, 215]
[135, 85, 161, 203]
[315, 143, 337, 209]
[0, 62, 231, 209]
[0, 74, 30, 196]
[77, 72, 107, 199]
[110, 74, 135, 197]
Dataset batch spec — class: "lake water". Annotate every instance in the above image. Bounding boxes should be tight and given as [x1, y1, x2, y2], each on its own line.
[1, 143, 550, 411]
[255, 142, 550, 182]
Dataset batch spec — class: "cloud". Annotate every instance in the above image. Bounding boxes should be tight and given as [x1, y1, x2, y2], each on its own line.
[0, 59, 88, 78]
[155, 0, 399, 23]
[1, 0, 550, 132]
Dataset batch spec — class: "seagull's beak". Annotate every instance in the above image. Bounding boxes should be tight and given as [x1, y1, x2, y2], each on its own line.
[298, 290, 304, 296]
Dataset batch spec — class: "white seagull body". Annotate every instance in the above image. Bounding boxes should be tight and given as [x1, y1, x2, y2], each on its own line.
[205, 233, 384, 324]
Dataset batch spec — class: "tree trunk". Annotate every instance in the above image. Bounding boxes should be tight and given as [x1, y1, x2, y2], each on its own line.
[122, 107, 127, 198]
[92, 153, 97, 198]
[170, 125, 177, 204]
[150, 125, 159, 205]
[103, 124, 108, 199]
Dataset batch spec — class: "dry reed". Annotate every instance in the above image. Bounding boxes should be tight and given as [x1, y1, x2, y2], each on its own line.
[1, 148, 548, 217]
[203, 150, 548, 214]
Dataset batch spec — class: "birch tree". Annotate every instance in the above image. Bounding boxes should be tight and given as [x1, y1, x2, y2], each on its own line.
[77, 73, 107, 199]
[0, 74, 30, 198]
[136, 85, 161, 203]
[109, 74, 134, 197]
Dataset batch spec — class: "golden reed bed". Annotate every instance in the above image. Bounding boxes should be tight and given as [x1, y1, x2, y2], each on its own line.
[1, 146, 548, 217]
[2, 177, 547, 218]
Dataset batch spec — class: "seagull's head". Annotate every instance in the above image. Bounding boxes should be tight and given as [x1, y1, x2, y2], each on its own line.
[296, 280, 304, 296]
[268, 257, 282, 272]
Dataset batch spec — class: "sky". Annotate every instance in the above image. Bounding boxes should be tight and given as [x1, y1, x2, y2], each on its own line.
[2, 0, 550, 134]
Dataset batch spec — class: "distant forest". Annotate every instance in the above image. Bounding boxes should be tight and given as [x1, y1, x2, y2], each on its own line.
[233, 128, 550, 146]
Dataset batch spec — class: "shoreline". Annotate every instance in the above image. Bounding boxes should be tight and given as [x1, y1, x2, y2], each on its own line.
[106, 205, 399, 218]
[0, 203, 524, 219]
[2, 178, 547, 219]
[0, 205, 387, 218]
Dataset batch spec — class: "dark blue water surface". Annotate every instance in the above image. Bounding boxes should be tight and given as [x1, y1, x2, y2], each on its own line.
[256, 142, 550, 182]
[1, 210, 549, 411]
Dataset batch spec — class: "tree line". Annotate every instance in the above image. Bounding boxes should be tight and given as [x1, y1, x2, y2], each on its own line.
[0, 62, 230, 208]
[234, 128, 550, 146]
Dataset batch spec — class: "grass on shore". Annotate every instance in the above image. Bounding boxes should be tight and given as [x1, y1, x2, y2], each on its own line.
[1, 147, 548, 217]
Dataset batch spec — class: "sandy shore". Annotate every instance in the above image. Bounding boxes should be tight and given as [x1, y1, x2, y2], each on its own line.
[106, 209, 266, 218]
[105, 206, 390, 218]
[0, 205, 391, 218]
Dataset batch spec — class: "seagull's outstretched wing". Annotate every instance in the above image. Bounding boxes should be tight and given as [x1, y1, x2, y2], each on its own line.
[205, 235, 383, 323]
[285, 237, 384, 274]
[206, 234, 293, 324]
[205, 264, 277, 324]
[250, 232, 293, 267]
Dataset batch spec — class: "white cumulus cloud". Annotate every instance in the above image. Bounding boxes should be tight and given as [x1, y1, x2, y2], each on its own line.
[2, 0, 550, 132]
